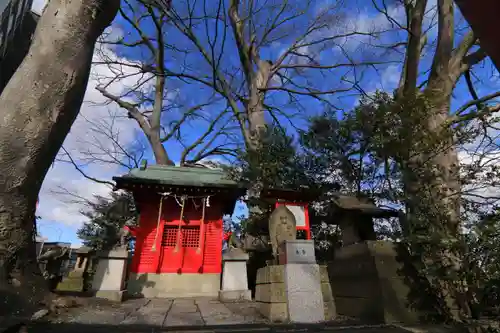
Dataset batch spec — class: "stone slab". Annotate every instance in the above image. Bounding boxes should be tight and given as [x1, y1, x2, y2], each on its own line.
[95, 290, 125, 302]
[287, 290, 325, 323]
[121, 313, 168, 326]
[66, 309, 126, 325]
[164, 311, 205, 326]
[222, 261, 249, 291]
[222, 302, 268, 323]
[218, 290, 252, 302]
[196, 299, 247, 325]
[170, 299, 198, 313]
[284, 264, 321, 293]
[92, 255, 128, 292]
[258, 302, 288, 323]
[284, 264, 325, 323]
[256, 266, 285, 284]
[121, 299, 172, 326]
[255, 283, 286, 303]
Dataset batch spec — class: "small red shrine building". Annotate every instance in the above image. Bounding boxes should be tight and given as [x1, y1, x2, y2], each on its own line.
[113, 163, 246, 298]
[261, 188, 318, 240]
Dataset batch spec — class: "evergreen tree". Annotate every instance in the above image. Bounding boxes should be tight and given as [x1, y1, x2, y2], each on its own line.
[77, 192, 137, 251]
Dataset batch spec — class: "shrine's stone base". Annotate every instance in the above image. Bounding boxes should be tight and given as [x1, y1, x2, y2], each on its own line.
[218, 289, 252, 302]
[96, 290, 126, 302]
[127, 273, 220, 298]
[92, 249, 129, 302]
[219, 248, 251, 302]
[327, 240, 444, 324]
[255, 265, 335, 322]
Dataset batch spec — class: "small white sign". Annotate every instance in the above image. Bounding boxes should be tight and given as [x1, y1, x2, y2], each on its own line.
[286, 205, 306, 227]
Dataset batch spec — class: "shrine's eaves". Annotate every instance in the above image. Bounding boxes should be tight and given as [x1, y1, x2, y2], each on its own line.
[113, 162, 244, 191]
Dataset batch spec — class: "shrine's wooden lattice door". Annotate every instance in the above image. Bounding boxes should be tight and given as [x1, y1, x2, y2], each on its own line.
[132, 197, 224, 274]
[158, 200, 223, 274]
[160, 225, 202, 273]
[159, 222, 223, 273]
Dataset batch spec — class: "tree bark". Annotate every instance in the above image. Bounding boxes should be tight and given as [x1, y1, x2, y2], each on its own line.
[393, 0, 486, 321]
[150, 138, 175, 165]
[0, 0, 119, 318]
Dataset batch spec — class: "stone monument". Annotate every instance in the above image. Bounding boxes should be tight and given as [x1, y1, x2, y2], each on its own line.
[324, 196, 434, 324]
[255, 205, 335, 323]
[219, 247, 252, 302]
[269, 205, 296, 263]
[91, 240, 130, 302]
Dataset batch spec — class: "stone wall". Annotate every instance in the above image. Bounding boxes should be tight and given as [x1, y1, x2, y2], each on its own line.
[255, 265, 335, 322]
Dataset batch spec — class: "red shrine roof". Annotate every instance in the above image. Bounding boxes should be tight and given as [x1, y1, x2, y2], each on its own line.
[113, 162, 246, 194]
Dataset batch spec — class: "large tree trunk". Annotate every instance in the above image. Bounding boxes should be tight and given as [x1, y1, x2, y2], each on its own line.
[0, 0, 119, 319]
[394, 0, 486, 321]
[149, 136, 175, 165]
[403, 94, 469, 320]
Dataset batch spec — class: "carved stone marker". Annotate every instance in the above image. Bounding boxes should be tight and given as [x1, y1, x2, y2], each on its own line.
[269, 205, 297, 261]
[92, 248, 129, 302]
[218, 248, 251, 302]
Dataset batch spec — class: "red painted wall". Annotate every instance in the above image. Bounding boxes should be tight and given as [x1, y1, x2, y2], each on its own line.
[131, 196, 223, 274]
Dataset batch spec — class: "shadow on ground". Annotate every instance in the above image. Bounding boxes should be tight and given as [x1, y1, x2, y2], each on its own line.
[23, 322, 412, 333]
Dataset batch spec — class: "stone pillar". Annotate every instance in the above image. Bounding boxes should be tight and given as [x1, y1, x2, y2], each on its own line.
[92, 248, 129, 302]
[218, 248, 252, 302]
[256, 240, 334, 323]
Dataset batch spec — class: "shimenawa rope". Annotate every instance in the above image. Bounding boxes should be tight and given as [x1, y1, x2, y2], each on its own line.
[151, 192, 168, 252]
[174, 195, 187, 253]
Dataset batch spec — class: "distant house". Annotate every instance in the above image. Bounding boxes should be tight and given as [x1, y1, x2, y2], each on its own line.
[0, 0, 39, 92]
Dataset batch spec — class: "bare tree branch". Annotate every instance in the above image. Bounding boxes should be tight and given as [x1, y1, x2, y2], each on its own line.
[58, 147, 116, 187]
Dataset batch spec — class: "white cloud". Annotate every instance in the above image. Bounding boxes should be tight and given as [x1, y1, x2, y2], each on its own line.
[380, 64, 401, 89]
[37, 26, 152, 233]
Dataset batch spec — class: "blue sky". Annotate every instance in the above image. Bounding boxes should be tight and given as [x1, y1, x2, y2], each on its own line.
[32, 0, 499, 246]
